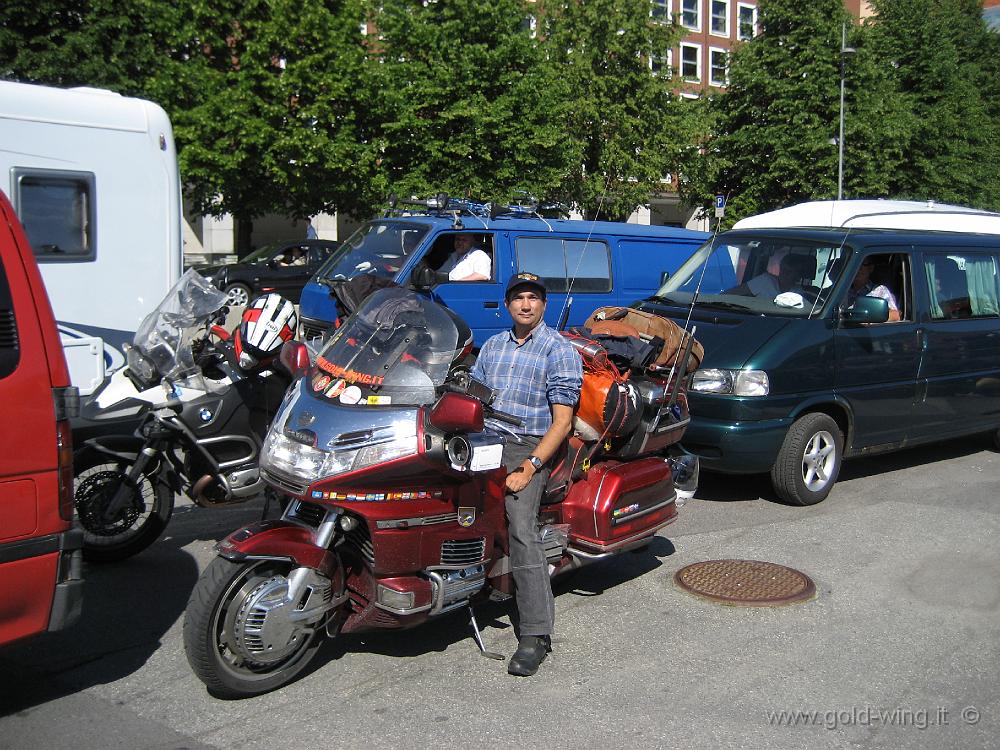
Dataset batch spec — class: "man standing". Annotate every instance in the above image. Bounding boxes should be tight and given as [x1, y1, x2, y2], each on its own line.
[471, 272, 582, 676]
[442, 233, 491, 281]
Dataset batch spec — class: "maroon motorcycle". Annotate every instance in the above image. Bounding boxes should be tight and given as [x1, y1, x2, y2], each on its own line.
[183, 287, 698, 697]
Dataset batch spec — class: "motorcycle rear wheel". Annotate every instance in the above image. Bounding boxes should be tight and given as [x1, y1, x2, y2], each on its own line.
[73, 447, 174, 563]
[183, 557, 326, 699]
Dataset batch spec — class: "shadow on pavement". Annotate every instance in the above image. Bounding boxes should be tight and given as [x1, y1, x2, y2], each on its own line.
[299, 535, 678, 674]
[0, 543, 199, 717]
[693, 433, 993, 504]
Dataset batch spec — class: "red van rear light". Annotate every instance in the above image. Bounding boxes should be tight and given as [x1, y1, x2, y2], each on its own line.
[56, 419, 75, 521]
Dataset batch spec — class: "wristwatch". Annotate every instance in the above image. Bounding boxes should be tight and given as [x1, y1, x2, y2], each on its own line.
[527, 455, 544, 472]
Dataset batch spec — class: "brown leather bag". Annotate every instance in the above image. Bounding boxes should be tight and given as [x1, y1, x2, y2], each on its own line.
[584, 306, 704, 370]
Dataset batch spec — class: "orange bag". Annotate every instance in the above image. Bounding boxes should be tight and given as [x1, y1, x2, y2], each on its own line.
[584, 307, 704, 370]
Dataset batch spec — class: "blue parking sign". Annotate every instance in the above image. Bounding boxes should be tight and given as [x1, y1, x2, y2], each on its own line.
[715, 194, 726, 209]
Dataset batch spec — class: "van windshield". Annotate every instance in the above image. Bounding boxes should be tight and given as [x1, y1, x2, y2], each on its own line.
[315, 221, 428, 283]
[655, 236, 850, 317]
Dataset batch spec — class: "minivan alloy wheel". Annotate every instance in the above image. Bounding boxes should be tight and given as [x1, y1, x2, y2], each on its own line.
[771, 413, 844, 506]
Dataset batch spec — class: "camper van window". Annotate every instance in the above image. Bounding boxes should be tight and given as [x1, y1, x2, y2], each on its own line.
[515, 237, 611, 293]
[924, 252, 1000, 320]
[14, 169, 95, 262]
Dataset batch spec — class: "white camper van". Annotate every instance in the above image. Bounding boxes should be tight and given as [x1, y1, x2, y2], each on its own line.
[0, 81, 182, 395]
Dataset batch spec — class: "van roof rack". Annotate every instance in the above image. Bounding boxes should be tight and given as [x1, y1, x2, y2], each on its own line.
[382, 193, 569, 223]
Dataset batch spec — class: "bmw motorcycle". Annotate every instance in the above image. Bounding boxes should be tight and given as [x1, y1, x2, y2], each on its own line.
[183, 287, 700, 698]
[73, 270, 303, 562]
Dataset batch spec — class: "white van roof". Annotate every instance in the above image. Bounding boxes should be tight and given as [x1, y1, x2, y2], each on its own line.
[732, 200, 1000, 235]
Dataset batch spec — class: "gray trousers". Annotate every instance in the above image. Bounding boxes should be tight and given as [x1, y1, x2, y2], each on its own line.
[502, 436, 554, 637]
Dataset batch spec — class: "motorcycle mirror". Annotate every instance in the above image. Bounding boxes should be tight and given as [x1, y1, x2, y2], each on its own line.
[279, 340, 311, 378]
[428, 392, 484, 433]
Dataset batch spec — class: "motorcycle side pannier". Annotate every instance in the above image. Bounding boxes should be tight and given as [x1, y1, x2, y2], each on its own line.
[560, 456, 677, 552]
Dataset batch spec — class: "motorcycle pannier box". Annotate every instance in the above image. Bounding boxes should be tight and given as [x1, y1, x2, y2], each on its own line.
[561, 456, 677, 552]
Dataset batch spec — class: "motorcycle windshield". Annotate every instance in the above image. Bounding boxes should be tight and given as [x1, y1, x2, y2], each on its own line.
[310, 288, 460, 406]
[132, 269, 227, 383]
[314, 221, 429, 282]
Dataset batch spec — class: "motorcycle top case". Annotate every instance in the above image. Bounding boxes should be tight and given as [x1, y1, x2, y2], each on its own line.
[561, 456, 677, 552]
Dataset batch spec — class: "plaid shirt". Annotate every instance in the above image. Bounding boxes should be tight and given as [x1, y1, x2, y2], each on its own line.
[471, 322, 582, 437]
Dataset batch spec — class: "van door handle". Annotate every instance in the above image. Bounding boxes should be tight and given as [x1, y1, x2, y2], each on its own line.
[484, 302, 499, 309]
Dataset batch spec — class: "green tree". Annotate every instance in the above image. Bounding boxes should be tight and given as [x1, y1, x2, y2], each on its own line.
[145, 0, 379, 250]
[865, 0, 1000, 210]
[366, 0, 578, 209]
[540, 0, 694, 220]
[681, 0, 910, 225]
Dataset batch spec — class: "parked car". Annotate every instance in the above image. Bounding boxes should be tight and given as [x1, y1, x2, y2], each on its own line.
[298, 199, 709, 345]
[0, 188, 83, 646]
[198, 239, 341, 307]
[640, 200, 1000, 506]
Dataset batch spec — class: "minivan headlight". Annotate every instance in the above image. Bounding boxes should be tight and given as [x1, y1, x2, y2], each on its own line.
[690, 369, 769, 397]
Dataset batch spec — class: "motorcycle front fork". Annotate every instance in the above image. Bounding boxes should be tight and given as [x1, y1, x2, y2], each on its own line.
[101, 443, 160, 524]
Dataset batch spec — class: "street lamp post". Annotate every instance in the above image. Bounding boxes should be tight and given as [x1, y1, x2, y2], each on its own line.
[838, 22, 856, 201]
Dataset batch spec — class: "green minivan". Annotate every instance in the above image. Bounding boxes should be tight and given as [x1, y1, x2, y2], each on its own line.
[639, 200, 1000, 505]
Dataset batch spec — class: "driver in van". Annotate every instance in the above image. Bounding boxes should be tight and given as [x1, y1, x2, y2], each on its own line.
[471, 272, 582, 677]
[747, 251, 807, 298]
[441, 233, 491, 281]
[847, 258, 901, 321]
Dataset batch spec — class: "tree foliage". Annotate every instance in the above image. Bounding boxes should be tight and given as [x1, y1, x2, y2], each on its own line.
[680, 0, 910, 225]
[366, 0, 579, 209]
[539, 0, 694, 219]
[865, 0, 1000, 210]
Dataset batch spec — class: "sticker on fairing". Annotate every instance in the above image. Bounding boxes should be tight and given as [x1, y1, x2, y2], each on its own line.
[339, 385, 362, 405]
[366, 395, 392, 405]
[470, 442, 504, 472]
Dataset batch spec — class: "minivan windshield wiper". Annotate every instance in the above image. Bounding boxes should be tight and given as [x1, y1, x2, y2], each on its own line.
[649, 294, 685, 305]
[697, 300, 754, 312]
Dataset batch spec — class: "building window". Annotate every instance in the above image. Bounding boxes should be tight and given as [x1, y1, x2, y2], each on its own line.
[680, 42, 701, 82]
[711, 0, 730, 37]
[650, 48, 673, 77]
[681, 0, 701, 32]
[737, 3, 758, 40]
[709, 47, 728, 86]
[13, 169, 96, 262]
[651, 0, 671, 22]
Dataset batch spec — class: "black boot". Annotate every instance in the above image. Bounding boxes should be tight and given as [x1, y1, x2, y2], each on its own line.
[507, 635, 551, 676]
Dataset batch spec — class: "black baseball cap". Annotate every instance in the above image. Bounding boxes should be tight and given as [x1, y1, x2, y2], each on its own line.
[505, 272, 547, 301]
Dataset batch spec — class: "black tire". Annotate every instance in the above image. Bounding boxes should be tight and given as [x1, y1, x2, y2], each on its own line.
[74, 447, 174, 563]
[183, 557, 327, 699]
[991, 429, 1000, 452]
[223, 282, 252, 308]
[771, 413, 843, 506]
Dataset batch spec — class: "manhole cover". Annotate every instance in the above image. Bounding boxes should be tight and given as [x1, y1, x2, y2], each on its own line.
[674, 559, 816, 607]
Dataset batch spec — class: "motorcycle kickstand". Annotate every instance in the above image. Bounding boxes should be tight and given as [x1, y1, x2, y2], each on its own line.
[468, 604, 505, 661]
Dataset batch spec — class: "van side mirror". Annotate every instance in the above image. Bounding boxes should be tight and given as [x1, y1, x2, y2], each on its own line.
[279, 340, 311, 378]
[842, 296, 890, 325]
[410, 263, 449, 290]
[660, 271, 670, 285]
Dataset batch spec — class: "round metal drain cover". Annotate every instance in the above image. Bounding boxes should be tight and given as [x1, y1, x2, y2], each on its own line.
[674, 559, 816, 607]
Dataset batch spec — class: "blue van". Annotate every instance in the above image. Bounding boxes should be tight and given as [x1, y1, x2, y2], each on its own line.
[639, 200, 1000, 506]
[298, 203, 708, 344]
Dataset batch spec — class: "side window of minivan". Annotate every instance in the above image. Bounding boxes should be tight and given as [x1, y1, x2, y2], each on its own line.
[13, 168, 96, 262]
[845, 252, 913, 322]
[0, 254, 18, 378]
[923, 252, 1000, 320]
[515, 237, 611, 292]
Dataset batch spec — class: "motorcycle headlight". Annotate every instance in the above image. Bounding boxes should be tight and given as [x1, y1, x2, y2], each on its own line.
[690, 368, 769, 397]
[126, 346, 158, 386]
[261, 420, 418, 484]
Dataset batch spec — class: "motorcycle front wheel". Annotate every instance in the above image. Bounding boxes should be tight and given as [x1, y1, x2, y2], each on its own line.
[183, 557, 327, 699]
[73, 447, 174, 563]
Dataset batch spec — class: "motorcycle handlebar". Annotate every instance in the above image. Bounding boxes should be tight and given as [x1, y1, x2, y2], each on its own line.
[484, 405, 522, 427]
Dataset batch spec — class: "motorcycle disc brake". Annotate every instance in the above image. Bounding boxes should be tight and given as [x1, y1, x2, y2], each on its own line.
[75, 470, 142, 535]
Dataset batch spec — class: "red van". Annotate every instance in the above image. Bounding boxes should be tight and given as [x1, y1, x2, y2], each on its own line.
[0, 189, 83, 646]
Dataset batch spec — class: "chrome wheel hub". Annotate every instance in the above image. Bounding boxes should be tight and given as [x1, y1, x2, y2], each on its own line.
[801, 430, 836, 491]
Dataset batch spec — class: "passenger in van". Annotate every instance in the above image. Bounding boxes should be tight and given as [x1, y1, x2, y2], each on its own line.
[441, 233, 491, 281]
[847, 258, 901, 321]
[746, 251, 808, 298]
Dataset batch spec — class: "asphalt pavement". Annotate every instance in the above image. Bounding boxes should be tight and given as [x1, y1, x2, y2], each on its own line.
[1, 434, 997, 750]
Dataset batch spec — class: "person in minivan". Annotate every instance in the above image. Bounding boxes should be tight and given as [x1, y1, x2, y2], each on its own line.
[442, 233, 491, 281]
[746, 251, 809, 298]
[846, 257, 901, 321]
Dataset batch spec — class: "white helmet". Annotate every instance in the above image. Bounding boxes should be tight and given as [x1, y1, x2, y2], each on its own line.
[235, 293, 298, 369]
